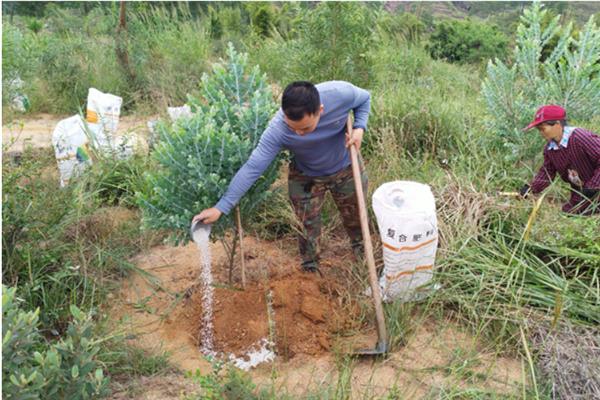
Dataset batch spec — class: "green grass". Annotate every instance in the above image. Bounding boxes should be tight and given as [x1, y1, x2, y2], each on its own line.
[2, 147, 170, 385]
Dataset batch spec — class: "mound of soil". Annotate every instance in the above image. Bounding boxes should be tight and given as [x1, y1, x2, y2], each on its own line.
[170, 268, 354, 361]
[117, 234, 362, 369]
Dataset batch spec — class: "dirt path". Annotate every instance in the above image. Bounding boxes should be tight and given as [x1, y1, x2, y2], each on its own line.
[111, 234, 525, 399]
[2, 113, 154, 153]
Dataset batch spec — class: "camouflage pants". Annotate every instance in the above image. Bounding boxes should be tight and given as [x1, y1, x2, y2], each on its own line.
[288, 159, 368, 269]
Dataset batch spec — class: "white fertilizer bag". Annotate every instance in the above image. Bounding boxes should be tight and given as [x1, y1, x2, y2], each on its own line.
[167, 105, 192, 122]
[372, 181, 438, 303]
[52, 115, 92, 187]
[86, 88, 122, 150]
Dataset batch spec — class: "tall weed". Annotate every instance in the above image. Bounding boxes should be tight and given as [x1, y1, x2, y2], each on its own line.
[369, 44, 484, 159]
[127, 4, 212, 111]
[1, 148, 152, 330]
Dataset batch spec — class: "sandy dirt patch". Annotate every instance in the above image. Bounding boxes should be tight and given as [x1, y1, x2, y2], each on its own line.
[113, 234, 361, 371]
[2, 113, 155, 153]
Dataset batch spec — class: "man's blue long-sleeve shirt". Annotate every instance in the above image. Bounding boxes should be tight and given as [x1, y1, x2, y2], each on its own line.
[215, 81, 371, 214]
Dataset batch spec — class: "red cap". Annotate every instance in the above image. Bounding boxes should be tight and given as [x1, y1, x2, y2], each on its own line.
[523, 105, 566, 131]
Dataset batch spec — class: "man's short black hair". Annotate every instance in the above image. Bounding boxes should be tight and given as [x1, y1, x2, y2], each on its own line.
[282, 81, 320, 121]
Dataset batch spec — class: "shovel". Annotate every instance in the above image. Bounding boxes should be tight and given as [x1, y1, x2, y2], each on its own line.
[347, 117, 389, 357]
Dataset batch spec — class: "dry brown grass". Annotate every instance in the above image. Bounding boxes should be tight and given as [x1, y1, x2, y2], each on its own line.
[434, 174, 497, 249]
[531, 322, 600, 400]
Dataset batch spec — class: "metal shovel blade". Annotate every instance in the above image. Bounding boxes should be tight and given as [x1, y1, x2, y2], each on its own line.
[353, 340, 390, 357]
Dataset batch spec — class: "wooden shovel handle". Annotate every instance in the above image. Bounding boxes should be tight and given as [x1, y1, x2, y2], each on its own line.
[235, 206, 246, 289]
[347, 117, 388, 347]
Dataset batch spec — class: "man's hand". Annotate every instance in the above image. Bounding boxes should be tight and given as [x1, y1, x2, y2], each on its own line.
[519, 184, 531, 199]
[192, 207, 222, 225]
[345, 128, 364, 151]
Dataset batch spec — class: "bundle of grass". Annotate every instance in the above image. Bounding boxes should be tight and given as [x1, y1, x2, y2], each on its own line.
[531, 322, 600, 399]
[434, 176, 497, 249]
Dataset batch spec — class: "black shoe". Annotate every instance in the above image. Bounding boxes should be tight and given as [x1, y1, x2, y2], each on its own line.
[301, 262, 319, 273]
[352, 244, 365, 262]
[301, 261, 323, 276]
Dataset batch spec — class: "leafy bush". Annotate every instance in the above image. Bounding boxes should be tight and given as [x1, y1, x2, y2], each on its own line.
[297, 2, 375, 86]
[138, 44, 280, 242]
[215, 5, 247, 39]
[252, 2, 375, 87]
[3, 4, 214, 114]
[2, 286, 109, 399]
[368, 44, 484, 158]
[244, 2, 276, 38]
[84, 152, 154, 208]
[529, 209, 600, 269]
[427, 18, 509, 64]
[2, 20, 37, 114]
[2, 21, 25, 90]
[184, 360, 271, 400]
[375, 11, 425, 44]
[481, 3, 600, 163]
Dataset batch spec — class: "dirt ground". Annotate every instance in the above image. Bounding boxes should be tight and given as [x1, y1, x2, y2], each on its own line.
[112, 232, 525, 399]
[182, 268, 347, 358]
[2, 113, 154, 153]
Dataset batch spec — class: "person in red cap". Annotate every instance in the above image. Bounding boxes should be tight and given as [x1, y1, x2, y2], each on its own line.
[520, 104, 600, 215]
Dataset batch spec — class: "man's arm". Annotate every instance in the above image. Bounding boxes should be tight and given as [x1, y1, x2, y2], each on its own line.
[349, 84, 371, 131]
[530, 152, 557, 194]
[344, 83, 371, 150]
[194, 123, 283, 224]
[214, 128, 283, 215]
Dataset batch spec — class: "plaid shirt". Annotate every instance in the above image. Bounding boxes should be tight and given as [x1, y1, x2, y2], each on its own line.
[530, 127, 600, 214]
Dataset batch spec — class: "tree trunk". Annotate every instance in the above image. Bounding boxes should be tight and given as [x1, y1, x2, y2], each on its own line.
[116, 1, 136, 83]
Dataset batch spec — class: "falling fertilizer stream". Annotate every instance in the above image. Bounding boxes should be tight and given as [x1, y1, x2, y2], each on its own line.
[191, 223, 275, 370]
[191, 223, 216, 357]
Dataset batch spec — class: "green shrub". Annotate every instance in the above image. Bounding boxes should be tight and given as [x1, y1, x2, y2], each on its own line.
[529, 209, 600, 269]
[2, 286, 109, 399]
[481, 3, 600, 163]
[26, 17, 43, 34]
[252, 2, 375, 87]
[30, 36, 127, 113]
[375, 11, 426, 44]
[427, 18, 509, 64]
[184, 358, 281, 400]
[138, 44, 280, 243]
[4, 4, 213, 114]
[2, 20, 37, 115]
[83, 153, 154, 208]
[245, 2, 276, 38]
[368, 44, 484, 158]
[16, 6, 128, 113]
[2, 149, 79, 327]
[2, 21, 26, 86]
[296, 2, 375, 86]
